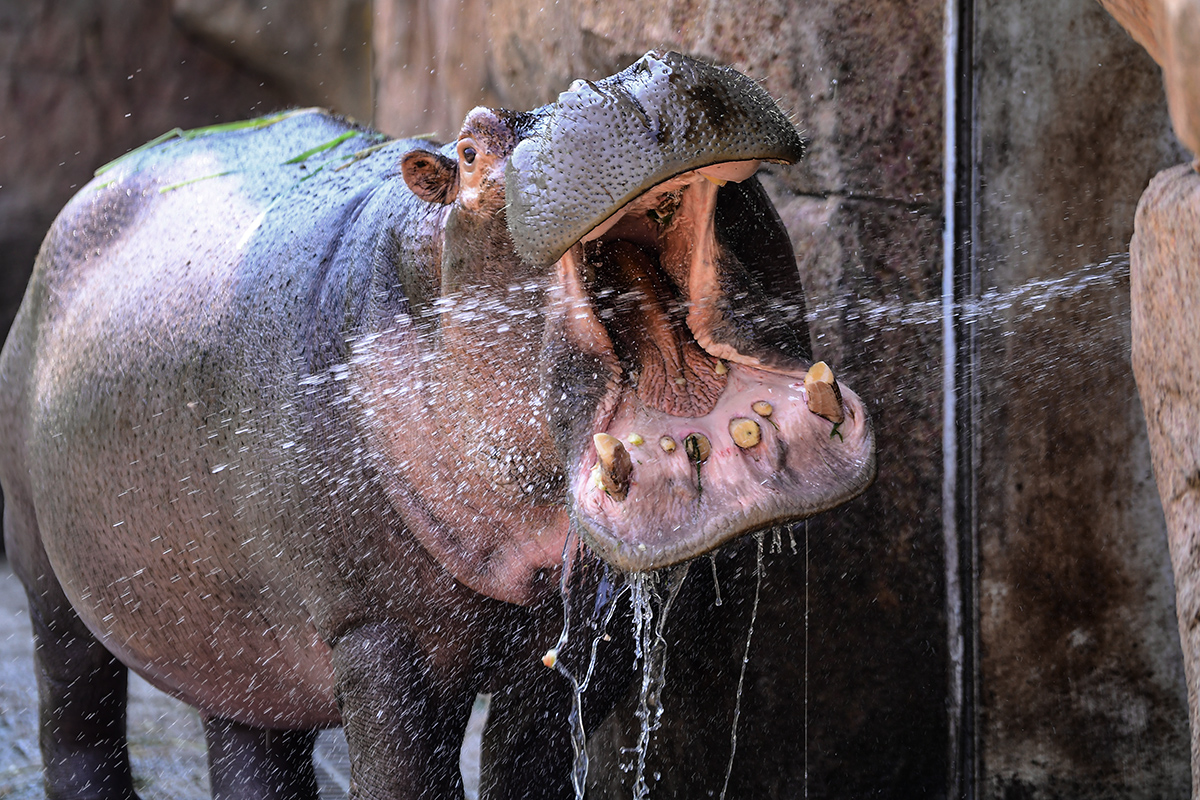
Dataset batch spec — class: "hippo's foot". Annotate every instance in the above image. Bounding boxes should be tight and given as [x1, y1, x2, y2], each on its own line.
[27, 587, 141, 800]
[203, 717, 319, 800]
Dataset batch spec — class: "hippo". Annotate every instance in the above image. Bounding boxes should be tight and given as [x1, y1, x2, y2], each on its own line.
[0, 52, 874, 799]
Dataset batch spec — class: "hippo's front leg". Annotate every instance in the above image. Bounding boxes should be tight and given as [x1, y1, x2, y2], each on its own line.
[332, 622, 477, 799]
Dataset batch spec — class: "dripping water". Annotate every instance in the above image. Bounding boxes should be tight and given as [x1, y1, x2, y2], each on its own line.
[718, 531, 765, 800]
[553, 527, 630, 800]
[625, 563, 691, 800]
[804, 519, 809, 799]
[709, 552, 722, 607]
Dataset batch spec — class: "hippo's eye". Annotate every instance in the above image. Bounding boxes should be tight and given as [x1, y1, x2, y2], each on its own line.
[457, 137, 479, 170]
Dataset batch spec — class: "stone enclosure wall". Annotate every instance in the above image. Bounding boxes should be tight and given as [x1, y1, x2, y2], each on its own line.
[0, 0, 1193, 796]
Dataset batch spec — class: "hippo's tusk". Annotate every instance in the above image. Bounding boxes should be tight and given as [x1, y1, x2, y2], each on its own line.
[804, 361, 845, 424]
[593, 433, 633, 500]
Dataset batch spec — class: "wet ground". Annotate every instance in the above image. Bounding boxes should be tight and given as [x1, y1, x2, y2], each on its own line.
[0, 558, 485, 799]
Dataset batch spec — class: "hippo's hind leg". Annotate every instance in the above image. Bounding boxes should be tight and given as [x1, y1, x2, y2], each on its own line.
[202, 717, 319, 800]
[5, 502, 140, 800]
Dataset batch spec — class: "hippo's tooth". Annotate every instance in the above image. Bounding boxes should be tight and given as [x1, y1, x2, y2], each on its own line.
[714, 360, 728, 375]
[542, 648, 558, 668]
[684, 433, 711, 464]
[804, 361, 845, 424]
[729, 418, 762, 449]
[627, 433, 644, 446]
[751, 400, 773, 417]
[593, 433, 632, 500]
[659, 436, 677, 453]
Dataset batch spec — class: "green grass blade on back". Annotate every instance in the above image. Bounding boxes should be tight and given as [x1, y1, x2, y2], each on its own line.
[93, 108, 322, 177]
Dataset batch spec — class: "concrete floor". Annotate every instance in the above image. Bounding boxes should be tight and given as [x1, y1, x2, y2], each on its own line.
[0, 558, 486, 799]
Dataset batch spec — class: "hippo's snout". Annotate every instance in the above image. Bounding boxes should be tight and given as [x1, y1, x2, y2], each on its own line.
[506, 51, 806, 269]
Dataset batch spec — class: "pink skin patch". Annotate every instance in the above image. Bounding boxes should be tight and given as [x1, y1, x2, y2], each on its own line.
[571, 361, 874, 572]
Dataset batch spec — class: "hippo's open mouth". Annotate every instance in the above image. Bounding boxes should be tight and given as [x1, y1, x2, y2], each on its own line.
[552, 162, 876, 572]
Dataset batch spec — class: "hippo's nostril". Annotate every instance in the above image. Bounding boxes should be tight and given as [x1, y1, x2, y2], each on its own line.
[804, 361, 845, 424]
[729, 418, 761, 449]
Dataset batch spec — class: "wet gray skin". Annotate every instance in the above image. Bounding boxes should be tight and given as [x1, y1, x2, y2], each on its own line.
[0, 51, 873, 799]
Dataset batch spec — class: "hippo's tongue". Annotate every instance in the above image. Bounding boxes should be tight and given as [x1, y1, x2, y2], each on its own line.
[589, 240, 726, 418]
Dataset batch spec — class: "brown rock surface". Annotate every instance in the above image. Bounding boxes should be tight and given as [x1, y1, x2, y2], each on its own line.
[973, 2, 1190, 795]
[1131, 162, 1200, 791]
[170, 0, 373, 121]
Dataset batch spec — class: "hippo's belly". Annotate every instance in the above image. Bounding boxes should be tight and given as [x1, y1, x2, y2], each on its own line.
[23, 170, 340, 728]
[29, 382, 340, 726]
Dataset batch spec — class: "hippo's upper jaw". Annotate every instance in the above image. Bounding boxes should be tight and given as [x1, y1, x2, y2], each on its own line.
[507, 52, 875, 572]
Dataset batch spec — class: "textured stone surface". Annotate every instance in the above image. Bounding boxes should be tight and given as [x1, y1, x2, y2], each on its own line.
[974, 0, 1191, 796]
[170, 0, 373, 121]
[1131, 163, 1200, 793]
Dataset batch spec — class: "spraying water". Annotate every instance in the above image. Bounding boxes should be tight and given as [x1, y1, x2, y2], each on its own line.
[803, 255, 1129, 337]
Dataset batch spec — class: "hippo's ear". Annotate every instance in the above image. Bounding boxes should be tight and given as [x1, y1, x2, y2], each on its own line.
[402, 150, 458, 204]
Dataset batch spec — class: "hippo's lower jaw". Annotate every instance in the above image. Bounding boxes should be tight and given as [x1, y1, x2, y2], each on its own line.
[552, 163, 876, 573]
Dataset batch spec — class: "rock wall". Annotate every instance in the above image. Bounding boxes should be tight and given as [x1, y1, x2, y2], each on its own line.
[170, 0, 373, 121]
[1131, 163, 1200, 795]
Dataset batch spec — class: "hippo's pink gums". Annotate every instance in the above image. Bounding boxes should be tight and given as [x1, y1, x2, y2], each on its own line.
[0, 52, 873, 799]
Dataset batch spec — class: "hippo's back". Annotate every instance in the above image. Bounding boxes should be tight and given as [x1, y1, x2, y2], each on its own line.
[0, 109, 412, 726]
